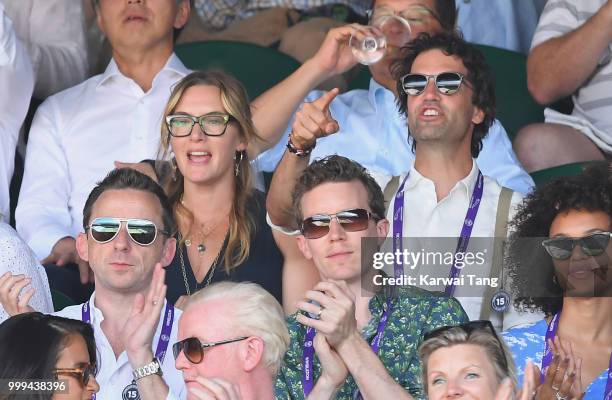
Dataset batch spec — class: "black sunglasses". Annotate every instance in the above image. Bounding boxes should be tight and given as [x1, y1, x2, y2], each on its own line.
[300, 208, 380, 240]
[173, 336, 248, 364]
[401, 72, 470, 96]
[423, 320, 508, 370]
[54, 363, 96, 386]
[542, 232, 612, 260]
[166, 113, 235, 137]
[86, 217, 169, 246]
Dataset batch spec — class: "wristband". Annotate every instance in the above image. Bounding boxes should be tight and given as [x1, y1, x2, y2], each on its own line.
[286, 135, 315, 157]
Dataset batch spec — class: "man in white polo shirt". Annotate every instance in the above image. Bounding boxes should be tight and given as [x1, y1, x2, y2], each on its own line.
[1, 168, 185, 399]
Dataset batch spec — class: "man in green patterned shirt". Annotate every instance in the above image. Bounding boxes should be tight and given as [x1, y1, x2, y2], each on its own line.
[274, 155, 468, 399]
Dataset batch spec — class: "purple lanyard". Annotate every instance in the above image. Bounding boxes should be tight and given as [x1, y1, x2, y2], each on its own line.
[541, 313, 612, 399]
[301, 297, 393, 397]
[81, 301, 174, 361]
[392, 170, 484, 296]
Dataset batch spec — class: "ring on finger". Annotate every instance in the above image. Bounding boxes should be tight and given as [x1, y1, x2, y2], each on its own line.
[555, 391, 568, 400]
[316, 308, 324, 319]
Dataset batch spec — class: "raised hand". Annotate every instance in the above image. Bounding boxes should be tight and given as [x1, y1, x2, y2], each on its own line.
[0, 272, 35, 315]
[538, 337, 584, 400]
[291, 89, 340, 151]
[124, 262, 167, 367]
[296, 280, 357, 349]
[41, 237, 93, 285]
[308, 24, 381, 79]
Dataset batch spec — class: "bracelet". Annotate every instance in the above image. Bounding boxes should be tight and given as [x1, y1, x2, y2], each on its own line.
[286, 135, 315, 157]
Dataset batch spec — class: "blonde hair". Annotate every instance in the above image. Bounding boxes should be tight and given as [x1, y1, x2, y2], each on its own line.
[419, 325, 517, 394]
[185, 281, 290, 376]
[159, 70, 262, 272]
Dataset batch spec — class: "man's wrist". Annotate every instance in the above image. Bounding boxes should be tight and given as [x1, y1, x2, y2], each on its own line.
[128, 349, 155, 369]
[336, 330, 365, 357]
[287, 134, 315, 156]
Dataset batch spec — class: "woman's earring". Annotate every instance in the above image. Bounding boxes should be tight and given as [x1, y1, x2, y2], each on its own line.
[234, 150, 244, 177]
[170, 150, 177, 181]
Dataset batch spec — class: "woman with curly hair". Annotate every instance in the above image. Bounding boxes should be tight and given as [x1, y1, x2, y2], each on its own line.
[501, 162, 612, 400]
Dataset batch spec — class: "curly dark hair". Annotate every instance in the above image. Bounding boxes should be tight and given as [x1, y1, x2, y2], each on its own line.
[292, 155, 385, 228]
[391, 32, 495, 158]
[507, 162, 612, 316]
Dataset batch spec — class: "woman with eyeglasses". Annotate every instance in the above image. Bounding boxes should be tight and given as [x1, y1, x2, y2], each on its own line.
[150, 70, 319, 310]
[420, 320, 541, 400]
[0, 312, 99, 400]
[501, 162, 612, 400]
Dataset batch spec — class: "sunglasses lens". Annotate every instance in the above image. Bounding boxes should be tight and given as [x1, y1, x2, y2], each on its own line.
[302, 217, 331, 239]
[90, 218, 120, 243]
[126, 219, 157, 245]
[185, 337, 203, 363]
[402, 74, 427, 95]
[82, 365, 93, 386]
[580, 233, 610, 256]
[436, 72, 462, 94]
[543, 238, 573, 260]
[336, 209, 371, 232]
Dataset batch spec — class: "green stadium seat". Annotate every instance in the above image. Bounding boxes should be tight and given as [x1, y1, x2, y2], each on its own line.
[174, 41, 301, 99]
[51, 289, 76, 312]
[347, 44, 545, 140]
[530, 161, 599, 187]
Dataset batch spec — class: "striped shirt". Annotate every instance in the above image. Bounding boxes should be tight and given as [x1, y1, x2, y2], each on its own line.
[532, 0, 612, 149]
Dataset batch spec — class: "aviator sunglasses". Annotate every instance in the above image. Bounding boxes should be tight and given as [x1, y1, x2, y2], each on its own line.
[541, 232, 612, 260]
[400, 72, 470, 96]
[86, 217, 169, 246]
[300, 208, 380, 239]
[172, 336, 248, 364]
[54, 363, 96, 386]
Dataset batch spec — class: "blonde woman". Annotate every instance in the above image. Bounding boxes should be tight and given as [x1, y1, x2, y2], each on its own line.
[150, 70, 318, 311]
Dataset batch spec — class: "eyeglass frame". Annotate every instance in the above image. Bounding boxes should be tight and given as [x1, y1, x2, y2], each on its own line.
[541, 232, 612, 260]
[165, 113, 236, 138]
[400, 71, 472, 96]
[300, 208, 381, 239]
[85, 217, 170, 246]
[54, 363, 96, 386]
[366, 4, 442, 26]
[172, 336, 249, 364]
[423, 320, 509, 371]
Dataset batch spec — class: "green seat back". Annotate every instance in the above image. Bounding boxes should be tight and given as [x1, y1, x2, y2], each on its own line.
[347, 44, 545, 140]
[530, 162, 597, 187]
[174, 41, 301, 99]
[51, 289, 76, 312]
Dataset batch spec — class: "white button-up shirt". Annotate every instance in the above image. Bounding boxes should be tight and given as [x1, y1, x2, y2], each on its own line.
[16, 54, 189, 259]
[55, 293, 186, 400]
[0, 3, 33, 223]
[1, 0, 89, 98]
[384, 161, 542, 329]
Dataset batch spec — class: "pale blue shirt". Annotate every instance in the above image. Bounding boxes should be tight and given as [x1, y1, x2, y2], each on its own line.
[255, 79, 534, 195]
[456, 0, 542, 54]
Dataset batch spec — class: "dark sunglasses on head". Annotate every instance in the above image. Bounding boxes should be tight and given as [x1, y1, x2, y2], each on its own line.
[541, 232, 612, 260]
[165, 113, 235, 137]
[401, 72, 470, 96]
[173, 336, 248, 364]
[424, 320, 508, 370]
[86, 217, 169, 246]
[300, 208, 379, 240]
[54, 363, 96, 386]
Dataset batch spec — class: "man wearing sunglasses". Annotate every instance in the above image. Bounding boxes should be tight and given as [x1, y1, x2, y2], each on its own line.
[260, 0, 534, 233]
[385, 32, 539, 328]
[173, 281, 289, 400]
[275, 155, 468, 399]
[1, 168, 186, 399]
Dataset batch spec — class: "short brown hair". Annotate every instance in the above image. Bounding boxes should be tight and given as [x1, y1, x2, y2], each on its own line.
[292, 156, 385, 227]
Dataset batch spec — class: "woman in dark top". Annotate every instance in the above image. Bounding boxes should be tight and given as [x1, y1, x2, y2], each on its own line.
[156, 70, 317, 309]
